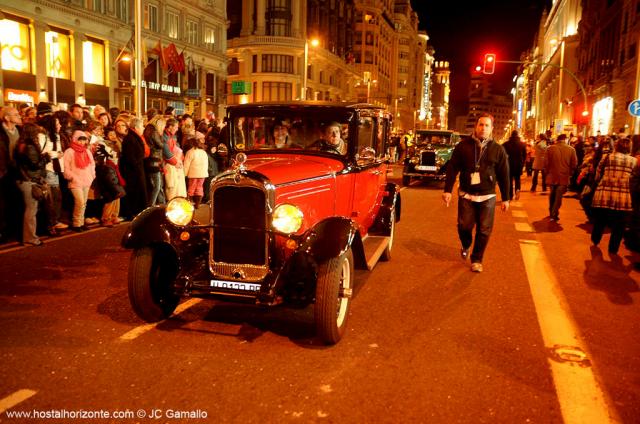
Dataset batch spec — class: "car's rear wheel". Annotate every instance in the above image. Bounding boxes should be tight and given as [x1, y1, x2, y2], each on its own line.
[315, 248, 354, 344]
[381, 208, 395, 261]
[128, 246, 179, 322]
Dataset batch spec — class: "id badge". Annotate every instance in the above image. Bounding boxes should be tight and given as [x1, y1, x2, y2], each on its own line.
[471, 172, 481, 185]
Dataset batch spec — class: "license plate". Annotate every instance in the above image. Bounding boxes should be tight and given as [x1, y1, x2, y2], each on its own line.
[416, 165, 437, 171]
[210, 279, 260, 292]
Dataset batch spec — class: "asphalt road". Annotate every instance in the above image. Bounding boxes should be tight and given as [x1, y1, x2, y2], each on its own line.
[0, 170, 638, 423]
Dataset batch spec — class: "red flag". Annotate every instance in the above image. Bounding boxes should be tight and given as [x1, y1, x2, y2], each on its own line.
[164, 43, 180, 72]
[152, 40, 167, 70]
[176, 52, 186, 73]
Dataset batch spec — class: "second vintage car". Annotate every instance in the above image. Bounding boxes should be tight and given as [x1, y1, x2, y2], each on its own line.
[122, 102, 401, 344]
[402, 129, 460, 185]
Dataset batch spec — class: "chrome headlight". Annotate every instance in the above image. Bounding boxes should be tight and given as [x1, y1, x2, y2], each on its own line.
[166, 197, 195, 226]
[272, 204, 303, 234]
[410, 156, 420, 164]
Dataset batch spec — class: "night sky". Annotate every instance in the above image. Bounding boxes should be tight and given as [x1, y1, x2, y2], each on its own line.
[410, 0, 552, 121]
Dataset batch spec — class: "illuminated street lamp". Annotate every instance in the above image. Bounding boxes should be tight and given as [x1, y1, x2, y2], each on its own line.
[302, 38, 319, 101]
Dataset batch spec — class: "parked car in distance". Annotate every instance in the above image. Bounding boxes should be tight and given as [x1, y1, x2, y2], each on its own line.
[122, 102, 401, 344]
[402, 129, 460, 186]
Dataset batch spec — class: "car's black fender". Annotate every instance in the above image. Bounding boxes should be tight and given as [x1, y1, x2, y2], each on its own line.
[121, 206, 178, 249]
[296, 217, 359, 264]
[370, 183, 401, 236]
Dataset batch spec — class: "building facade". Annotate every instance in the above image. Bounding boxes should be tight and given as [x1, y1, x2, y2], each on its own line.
[0, 0, 227, 117]
[226, 0, 359, 105]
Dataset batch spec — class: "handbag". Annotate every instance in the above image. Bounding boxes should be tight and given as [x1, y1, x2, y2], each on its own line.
[31, 180, 51, 201]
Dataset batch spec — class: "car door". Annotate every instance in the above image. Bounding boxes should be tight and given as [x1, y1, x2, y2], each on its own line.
[351, 114, 387, 235]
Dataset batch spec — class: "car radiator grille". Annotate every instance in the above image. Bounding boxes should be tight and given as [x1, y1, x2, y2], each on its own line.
[210, 185, 269, 282]
[420, 151, 436, 166]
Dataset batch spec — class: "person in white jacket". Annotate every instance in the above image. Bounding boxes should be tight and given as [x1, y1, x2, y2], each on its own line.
[183, 133, 209, 208]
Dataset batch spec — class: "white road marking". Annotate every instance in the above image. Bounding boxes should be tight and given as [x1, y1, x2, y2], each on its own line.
[514, 222, 534, 232]
[511, 210, 528, 218]
[119, 298, 202, 341]
[519, 240, 618, 423]
[0, 389, 37, 414]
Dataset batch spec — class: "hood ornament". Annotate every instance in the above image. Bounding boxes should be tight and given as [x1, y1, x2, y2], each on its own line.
[234, 153, 247, 183]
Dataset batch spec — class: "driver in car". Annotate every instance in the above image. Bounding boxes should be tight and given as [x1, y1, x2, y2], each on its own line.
[310, 121, 347, 155]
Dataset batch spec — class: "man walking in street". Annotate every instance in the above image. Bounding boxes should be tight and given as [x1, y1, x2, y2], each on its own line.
[544, 133, 577, 221]
[442, 113, 510, 273]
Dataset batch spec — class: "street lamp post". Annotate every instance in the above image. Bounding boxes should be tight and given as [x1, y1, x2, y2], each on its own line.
[302, 38, 318, 101]
[49, 34, 58, 105]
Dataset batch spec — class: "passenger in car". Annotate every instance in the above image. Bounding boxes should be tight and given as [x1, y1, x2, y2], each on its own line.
[310, 121, 347, 155]
[271, 120, 303, 149]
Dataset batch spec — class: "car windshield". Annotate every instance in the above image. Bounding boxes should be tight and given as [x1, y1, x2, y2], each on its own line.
[230, 110, 353, 156]
[415, 132, 455, 148]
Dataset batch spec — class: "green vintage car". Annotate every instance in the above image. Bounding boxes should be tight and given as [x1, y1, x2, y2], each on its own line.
[402, 129, 460, 186]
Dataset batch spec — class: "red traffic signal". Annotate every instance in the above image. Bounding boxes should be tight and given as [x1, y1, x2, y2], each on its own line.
[483, 53, 496, 74]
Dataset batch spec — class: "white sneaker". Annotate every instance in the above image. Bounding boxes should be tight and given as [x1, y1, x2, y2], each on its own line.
[53, 222, 69, 230]
[471, 262, 483, 272]
[85, 217, 100, 225]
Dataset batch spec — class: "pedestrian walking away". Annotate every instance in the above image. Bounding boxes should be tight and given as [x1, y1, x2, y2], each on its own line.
[544, 133, 577, 222]
[442, 113, 510, 273]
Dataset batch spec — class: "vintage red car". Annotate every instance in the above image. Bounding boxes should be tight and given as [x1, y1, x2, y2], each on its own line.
[122, 102, 401, 344]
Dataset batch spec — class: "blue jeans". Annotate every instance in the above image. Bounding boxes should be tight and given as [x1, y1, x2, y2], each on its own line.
[147, 172, 164, 206]
[548, 184, 567, 219]
[457, 196, 496, 264]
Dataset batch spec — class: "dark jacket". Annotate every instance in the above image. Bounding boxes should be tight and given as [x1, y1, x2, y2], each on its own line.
[444, 136, 510, 201]
[503, 136, 527, 176]
[143, 123, 164, 173]
[120, 131, 148, 216]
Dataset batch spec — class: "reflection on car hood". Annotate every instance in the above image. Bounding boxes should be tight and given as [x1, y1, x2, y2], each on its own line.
[244, 154, 345, 185]
[416, 146, 453, 157]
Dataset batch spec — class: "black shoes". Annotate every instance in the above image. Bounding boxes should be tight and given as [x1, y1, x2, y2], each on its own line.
[70, 225, 89, 232]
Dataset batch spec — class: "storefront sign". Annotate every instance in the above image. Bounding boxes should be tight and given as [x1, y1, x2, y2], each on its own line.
[4, 89, 37, 104]
[140, 80, 181, 94]
[231, 81, 251, 94]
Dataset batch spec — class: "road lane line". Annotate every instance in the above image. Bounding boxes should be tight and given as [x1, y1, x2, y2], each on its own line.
[0, 389, 37, 414]
[511, 210, 528, 218]
[119, 298, 202, 341]
[514, 222, 534, 232]
[519, 240, 618, 423]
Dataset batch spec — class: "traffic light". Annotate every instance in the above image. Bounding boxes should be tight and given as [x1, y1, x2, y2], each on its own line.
[483, 53, 496, 74]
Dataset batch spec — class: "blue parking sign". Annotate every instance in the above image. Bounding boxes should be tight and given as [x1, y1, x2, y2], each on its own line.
[629, 99, 640, 117]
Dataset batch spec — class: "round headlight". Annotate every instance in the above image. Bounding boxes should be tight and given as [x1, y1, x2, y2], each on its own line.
[166, 197, 195, 226]
[272, 204, 304, 234]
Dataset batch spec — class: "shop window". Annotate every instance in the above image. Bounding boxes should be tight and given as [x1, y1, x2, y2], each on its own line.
[45, 31, 71, 79]
[262, 81, 292, 101]
[83, 38, 105, 85]
[0, 17, 31, 73]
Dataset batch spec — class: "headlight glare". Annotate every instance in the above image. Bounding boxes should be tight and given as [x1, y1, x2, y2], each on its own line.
[272, 204, 303, 234]
[166, 197, 195, 226]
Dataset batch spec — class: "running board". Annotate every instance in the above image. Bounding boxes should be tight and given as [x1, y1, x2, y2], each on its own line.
[362, 235, 390, 271]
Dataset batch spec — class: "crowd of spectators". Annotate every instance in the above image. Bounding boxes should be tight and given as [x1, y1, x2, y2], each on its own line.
[0, 102, 227, 246]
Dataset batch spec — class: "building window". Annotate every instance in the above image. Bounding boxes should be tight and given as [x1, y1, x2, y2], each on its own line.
[261, 54, 293, 73]
[186, 20, 198, 45]
[266, 0, 292, 36]
[166, 11, 179, 39]
[262, 81, 292, 101]
[88, 0, 106, 13]
[188, 67, 198, 90]
[228, 58, 239, 75]
[144, 4, 158, 32]
[204, 27, 216, 51]
[83, 38, 105, 85]
[115, 0, 129, 22]
[0, 17, 31, 73]
[45, 30, 71, 79]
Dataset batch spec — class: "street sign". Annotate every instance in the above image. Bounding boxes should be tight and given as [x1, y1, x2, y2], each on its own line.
[231, 81, 251, 95]
[628, 99, 640, 117]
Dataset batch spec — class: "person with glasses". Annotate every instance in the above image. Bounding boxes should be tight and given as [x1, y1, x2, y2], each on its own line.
[63, 130, 96, 232]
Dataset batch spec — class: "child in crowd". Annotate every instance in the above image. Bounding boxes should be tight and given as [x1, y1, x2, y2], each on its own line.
[63, 130, 96, 231]
[183, 133, 209, 208]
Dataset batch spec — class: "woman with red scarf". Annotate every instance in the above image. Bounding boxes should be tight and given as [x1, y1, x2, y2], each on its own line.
[63, 130, 96, 231]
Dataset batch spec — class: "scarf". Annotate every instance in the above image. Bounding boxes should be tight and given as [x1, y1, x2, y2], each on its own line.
[71, 140, 92, 169]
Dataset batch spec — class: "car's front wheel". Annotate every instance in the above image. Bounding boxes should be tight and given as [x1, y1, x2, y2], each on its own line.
[315, 248, 354, 344]
[128, 246, 180, 322]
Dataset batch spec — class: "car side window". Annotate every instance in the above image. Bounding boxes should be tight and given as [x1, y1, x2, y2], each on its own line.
[356, 117, 375, 162]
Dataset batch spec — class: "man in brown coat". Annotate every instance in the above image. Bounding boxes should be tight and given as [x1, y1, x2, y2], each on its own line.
[544, 133, 577, 221]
